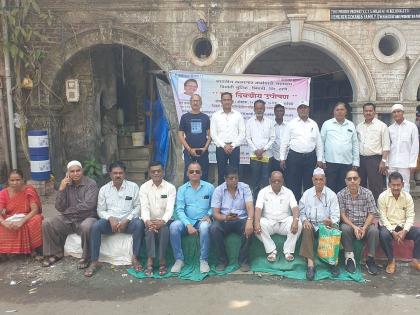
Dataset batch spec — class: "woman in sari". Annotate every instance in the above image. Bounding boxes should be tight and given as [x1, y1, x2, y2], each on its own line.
[0, 169, 43, 258]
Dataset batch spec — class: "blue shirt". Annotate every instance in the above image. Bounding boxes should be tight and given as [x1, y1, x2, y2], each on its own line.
[321, 118, 359, 166]
[175, 180, 214, 226]
[211, 182, 253, 219]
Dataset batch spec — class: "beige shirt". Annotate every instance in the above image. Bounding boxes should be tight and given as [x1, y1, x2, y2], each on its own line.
[356, 118, 390, 156]
[139, 179, 176, 223]
[378, 188, 415, 232]
[256, 185, 298, 222]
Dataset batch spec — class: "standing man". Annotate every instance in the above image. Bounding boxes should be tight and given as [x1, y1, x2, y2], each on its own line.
[246, 99, 275, 198]
[210, 92, 245, 184]
[280, 101, 323, 201]
[270, 104, 287, 174]
[299, 168, 340, 280]
[170, 162, 214, 274]
[356, 102, 390, 201]
[388, 104, 419, 192]
[254, 171, 302, 263]
[338, 169, 380, 275]
[321, 102, 359, 193]
[140, 161, 176, 276]
[210, 166, 254, 272]
[378, 171, 420, 274]
[42, 161, 98, 268]
[84, 161, 144, 277]
[178, 94, 211, 182]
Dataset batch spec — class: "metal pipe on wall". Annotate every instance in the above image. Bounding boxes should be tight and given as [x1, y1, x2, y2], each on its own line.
[1, 0, 17, 168]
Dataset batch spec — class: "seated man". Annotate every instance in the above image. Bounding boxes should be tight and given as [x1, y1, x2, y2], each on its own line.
[140, 161, 176, 276]
[210, 166, 254, 272]
[254, 171, 302, 263]
[42, 161, 98, 269]
[299, 167, 340, 280]
[338, 169, 380, 275]
[378, 171, 420, 274]
[170, 162, 214, 273]
[84, 161, 144, 277]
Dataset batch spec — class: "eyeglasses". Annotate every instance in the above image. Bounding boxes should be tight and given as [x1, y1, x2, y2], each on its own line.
[346, 176, 359, 181]
[189, 170, 201, 174]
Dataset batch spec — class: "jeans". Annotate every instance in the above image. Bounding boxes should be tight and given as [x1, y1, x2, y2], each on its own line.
[379, 225, 420, 260]
[90, 218, 145, 262]
[209, 219, 252, 265]
[250, 159, 269, 199]
[169, 219, 210, 261]
[183, 150, 209, 183]
[216, 146, 240, 185]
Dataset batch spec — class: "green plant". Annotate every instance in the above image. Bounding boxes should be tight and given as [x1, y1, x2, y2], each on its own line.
[83, 158, 103, 182]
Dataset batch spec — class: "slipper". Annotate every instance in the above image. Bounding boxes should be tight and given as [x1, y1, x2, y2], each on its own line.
[159, 264, 167, 276]
[267, 250, 277, 262]
[84, 264, 99, 277]
[144, 266, 153, 277]
[78, 259, 90, 269]
[42, 255, 63, 267]
[285, 253, 294, 262]
[132, 263, 143, 272]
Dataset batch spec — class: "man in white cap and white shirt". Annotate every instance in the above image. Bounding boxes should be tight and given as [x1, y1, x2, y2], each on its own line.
[254, 171, 302, 263]
[388, 104, 419, 192]
[299, 167, 340, 280]
[42, 160, 99, 268]
[280, 100, 323, 201]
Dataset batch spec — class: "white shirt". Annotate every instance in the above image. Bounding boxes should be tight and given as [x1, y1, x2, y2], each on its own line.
[388, 119, 419, 168]
[139, 179, 176, 223]
[210, 109, 245, 148]
[271, 121, 287, 160]
[97, 180, 140, 221]
[246, 116, 275, 158]
[279, 117, 323, 161]
[356, 118, 390, 156]
[256, 185, 298, 222]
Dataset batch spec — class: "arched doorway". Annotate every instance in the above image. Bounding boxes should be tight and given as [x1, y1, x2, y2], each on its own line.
[244, 43, 353, 126]
[48, 44, 162, 183]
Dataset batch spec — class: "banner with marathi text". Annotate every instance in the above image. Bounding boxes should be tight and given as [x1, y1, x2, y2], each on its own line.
[169, 71, 311, 164]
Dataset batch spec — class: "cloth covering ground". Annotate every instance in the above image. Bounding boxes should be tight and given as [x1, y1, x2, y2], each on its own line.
[127, 234, 365, 282]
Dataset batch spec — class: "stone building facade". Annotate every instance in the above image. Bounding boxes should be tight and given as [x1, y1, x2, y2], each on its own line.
[1, 0, 420, 183]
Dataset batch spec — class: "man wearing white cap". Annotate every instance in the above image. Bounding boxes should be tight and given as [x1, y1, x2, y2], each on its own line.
[254, 171, 302, 263]
[388, 104, 419, 192]
[280, 100, 323, 201]
[42, 160, 99, 268]
[299, 167, 341, 280]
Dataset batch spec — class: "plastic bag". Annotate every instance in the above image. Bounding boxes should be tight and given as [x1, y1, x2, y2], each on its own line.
[317, 224, 342, 265]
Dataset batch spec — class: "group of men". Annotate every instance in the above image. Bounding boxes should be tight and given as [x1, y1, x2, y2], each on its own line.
[39, 92, 420, 281]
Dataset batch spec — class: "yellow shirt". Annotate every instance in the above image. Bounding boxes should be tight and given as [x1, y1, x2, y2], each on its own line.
[378, 188, 415, 232]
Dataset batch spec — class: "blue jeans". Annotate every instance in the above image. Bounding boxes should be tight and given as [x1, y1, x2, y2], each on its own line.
[169, 219, 210, 261]
[250, 159, 269, 198]
[90, 218, 145, 262]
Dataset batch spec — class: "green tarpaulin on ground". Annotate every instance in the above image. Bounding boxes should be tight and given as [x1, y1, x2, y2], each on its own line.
[127, 234, 365, 282]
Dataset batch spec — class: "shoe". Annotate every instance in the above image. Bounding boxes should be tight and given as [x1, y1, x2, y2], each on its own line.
[345, 257, 356, 274]
[365, 257, 379, 275]
[170, 259, 184, 273]
[385, 260, 396, 274]
[410, 260, 420, 271]
[216, 262, 227, 272]
[330, 265, 340, 277]
[240, 263, 250, 272]
[200, 260, 210, 273]
[306, 266, 315, 281]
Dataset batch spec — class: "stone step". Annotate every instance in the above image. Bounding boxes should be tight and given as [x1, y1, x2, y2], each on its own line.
[125, 171, 148, 184]
[119, 147, 150, 160]
[120, 159, 150, 170]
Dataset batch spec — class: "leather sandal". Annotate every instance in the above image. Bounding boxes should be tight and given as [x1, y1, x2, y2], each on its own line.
[42, 255, 64, 267]
[144, 265, 153, 277]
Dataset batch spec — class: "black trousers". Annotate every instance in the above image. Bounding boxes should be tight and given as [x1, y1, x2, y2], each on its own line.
[215, 146, 240, 185]
[359, 155, 385, 201]
[379, 225, 420, 260]
[325, 162, 352, 194]
[285, 150, 316, 201]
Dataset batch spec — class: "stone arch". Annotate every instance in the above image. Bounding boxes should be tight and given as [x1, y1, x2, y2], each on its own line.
[42, 26, 175, 103]
[224, 24, 376, 102]
[401, 55, 420, 101]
